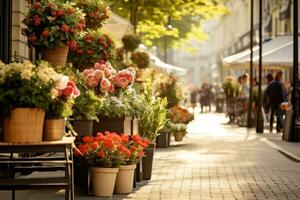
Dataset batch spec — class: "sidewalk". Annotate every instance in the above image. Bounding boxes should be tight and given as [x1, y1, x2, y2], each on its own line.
[1, 113, 300, 200]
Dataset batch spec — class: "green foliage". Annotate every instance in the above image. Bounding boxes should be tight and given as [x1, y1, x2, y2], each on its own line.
[96, 96, 128, 119]
[67, 30, 116, 70]
[138, 83, 168, 143]
[74, 0, 110, 30]
[122, 34, 141, 52]
[162, 121, 187, 133]
[22, 0, 85, 49]
[107, 0, 228, 47]
[72, 90, 101, 121]
[119, 88, 143, 118]
[46, 98, 74, 119]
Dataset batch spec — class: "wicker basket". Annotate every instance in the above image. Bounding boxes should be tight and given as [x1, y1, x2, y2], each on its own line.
[41, 45, 69, 67]
[43, 118, 65, 141]
[3, 108, 45, 143]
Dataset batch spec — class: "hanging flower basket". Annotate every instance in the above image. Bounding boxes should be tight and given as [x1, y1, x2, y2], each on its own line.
[41, 45, 69, 67]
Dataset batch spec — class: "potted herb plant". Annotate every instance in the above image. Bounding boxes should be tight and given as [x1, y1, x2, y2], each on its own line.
[0, 60, 58, 143]
[138, 84, 168, 180]
[22, 0, 85, 66]
[114, 134, 149, 194]
[75, 132, 124, 197]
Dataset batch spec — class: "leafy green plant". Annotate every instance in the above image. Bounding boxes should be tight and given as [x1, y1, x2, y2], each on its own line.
[119, 88, 143, 118]
[138, 83, 168, 143]
[96, 96, 127, 119]
[72, 90, 101, 121]
[22, 0, 85, 49]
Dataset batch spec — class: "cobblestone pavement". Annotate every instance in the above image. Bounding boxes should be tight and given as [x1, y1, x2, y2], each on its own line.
[1, 113, 300, 200]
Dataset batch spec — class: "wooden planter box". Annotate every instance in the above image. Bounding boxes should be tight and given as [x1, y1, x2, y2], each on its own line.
[93, 116, 132, 136]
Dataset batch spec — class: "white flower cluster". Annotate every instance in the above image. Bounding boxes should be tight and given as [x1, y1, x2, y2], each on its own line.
[0, 60, 69, 92]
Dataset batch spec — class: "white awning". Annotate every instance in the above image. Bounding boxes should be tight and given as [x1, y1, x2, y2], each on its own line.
[149, 53, 187, 76]
[223, 35, 297, 69]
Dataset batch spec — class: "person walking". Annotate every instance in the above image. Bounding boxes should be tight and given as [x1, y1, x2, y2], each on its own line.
[265, 71, 286, 133]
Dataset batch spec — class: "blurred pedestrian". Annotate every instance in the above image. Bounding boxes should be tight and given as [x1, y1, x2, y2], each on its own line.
[265, 71, 285, 133]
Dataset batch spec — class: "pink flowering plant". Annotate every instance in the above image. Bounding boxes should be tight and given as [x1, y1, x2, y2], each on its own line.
[68, 30, 116, 70]
[81, 61, 135, 96]
[22, 0, 85, 49]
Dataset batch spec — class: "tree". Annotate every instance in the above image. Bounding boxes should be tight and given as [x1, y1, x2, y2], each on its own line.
[106, 0, 228, 46]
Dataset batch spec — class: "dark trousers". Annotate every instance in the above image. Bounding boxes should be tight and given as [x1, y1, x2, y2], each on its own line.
[270, 106, 284, 132]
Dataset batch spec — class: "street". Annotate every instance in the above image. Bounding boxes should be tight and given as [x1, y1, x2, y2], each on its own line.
[2, 113, 300, 200]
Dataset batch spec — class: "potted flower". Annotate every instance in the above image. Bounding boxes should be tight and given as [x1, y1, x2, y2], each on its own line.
[138, 84, 168, 180]
[75, 132, 124, 197]
[0, 60, 55, 143]
[22, 0, 85, 67]
[80, 62, 136, 136]
[114, 134, 149, 194]
[74, 0, 110, 30]
[169, 123, 187, 142]
[169, 106, 194, 124]
[44, 70, 80, 141]
[68, 30, 116, 71]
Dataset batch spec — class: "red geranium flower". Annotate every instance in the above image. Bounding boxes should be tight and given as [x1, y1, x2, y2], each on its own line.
[60, 24, 70, 32]
[97, 150, 105, 158]
[82, 136, 94, 143]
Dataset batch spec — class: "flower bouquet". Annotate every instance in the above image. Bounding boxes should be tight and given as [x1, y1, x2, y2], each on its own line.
[22, 0, 85, 66]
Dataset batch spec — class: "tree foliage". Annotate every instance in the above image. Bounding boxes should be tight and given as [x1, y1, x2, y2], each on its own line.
[106, 0, 228, 47]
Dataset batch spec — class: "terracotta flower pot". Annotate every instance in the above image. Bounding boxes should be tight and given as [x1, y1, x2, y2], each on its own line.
[91, 167, 118, 197]
[173, 132, 185, 142]
[114, 165, 136, 194]
[43, 118, 65, 141]
[41, 45, 69, 67]
[3, 108, 45, 143]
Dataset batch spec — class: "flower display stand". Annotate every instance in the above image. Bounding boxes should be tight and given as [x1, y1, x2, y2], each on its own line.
[93, 117, 132, 136]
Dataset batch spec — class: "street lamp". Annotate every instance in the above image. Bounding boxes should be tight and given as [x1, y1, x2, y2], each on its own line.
[290, 0, 300, 141]
[164, 18, 172, 63]
[247, 0, 254, 128]
[256, 0, 264, 133]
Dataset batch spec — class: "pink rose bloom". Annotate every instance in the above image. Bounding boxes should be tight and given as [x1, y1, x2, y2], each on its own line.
[108, 84, 115, 93]
[105, 62, 112, 68]
[103, 68, 111, 78]
[82, 68, 94, 77]
[100, 79, 111, 91]
[94, 62, 101, 70]
[56, 75, 69, 90]
[116, 76, 130, 89]
[63, 86, 75, 97]
[87, 75, 99, 87]
[67, 80, 75, 88]
[94, 70, 103, 81]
